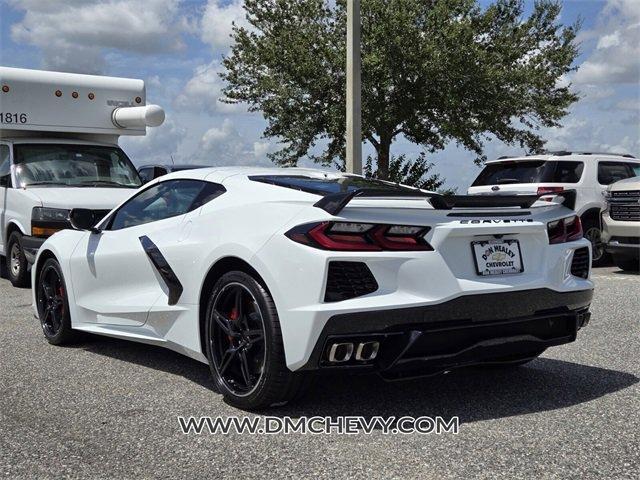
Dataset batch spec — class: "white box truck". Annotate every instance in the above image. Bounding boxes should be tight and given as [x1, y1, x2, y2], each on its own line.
[0, 66, 165, 287]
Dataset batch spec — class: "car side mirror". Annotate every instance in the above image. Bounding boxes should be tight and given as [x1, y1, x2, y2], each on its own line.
[69, 209, 101, 233]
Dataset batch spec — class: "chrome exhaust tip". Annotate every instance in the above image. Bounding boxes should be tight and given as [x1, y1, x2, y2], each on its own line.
[355, 341, 380, 362]
[328, 343, 354, 363]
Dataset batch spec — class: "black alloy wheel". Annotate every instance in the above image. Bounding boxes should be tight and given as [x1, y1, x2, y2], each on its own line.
[209, 282, 266, 396]
[39, 264, 65, 337]
[36, 258, 78, 345]
[205, 271, 311, 410]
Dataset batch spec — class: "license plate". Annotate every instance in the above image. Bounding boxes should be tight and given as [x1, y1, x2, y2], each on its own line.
[472, 239, 524, 276]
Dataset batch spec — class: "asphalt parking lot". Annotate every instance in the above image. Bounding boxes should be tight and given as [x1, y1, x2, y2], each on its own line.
[1, 268, 638, 479]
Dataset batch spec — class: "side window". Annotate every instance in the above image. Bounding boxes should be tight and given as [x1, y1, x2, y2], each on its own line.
[598, 162, 634, 185]
[138, 168, 153, 184]
[631, 164, 640, 177]
[108, 179, 225, 231]
[0, 145, 10, 177]
[154, 166, 168, 179]
[553, 161, 584, 183]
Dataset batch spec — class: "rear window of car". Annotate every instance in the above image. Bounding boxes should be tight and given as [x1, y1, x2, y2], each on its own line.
[249, 175, 420, 195]
[597, 162, 636, 185]
[471, 161, 550, 186]
[472, 160, 584, 186]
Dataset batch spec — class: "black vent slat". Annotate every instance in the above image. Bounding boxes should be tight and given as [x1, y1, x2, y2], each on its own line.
[325, 261, 378, 302]
[571, 247, 590, 279]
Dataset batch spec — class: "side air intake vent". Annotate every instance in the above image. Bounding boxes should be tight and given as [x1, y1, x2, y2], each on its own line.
[324, 261, 378, 302]
[571, 247, 590, 279]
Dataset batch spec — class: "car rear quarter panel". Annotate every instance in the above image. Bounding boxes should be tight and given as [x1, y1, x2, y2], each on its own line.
[254, 203, 594, 370]
[173, 197, 310, 306]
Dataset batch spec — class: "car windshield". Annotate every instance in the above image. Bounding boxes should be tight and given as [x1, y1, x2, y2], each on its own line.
[13, 144, 142, 188]
[250, 175, 423, 195]
[471, 160, 552, 186]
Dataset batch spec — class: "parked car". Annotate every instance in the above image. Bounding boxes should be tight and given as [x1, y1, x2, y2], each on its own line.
[138, 164, 208, 184]
[33, 167, 593, 410]
[602, 177, 640, 272]
[468, 151, 640, 266]
[0, 66, 164, 287]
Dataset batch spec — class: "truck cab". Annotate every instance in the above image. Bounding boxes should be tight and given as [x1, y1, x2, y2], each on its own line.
[0, 67, 165, 287]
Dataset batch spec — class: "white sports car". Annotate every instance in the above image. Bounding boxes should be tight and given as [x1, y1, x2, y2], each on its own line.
[33, 167, 594, 409]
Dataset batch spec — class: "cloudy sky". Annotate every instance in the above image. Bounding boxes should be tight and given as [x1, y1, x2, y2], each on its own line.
[1, 0, 638, 190]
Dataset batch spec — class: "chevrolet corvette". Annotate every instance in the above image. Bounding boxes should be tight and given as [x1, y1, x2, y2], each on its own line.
[32, 167, 594, 409]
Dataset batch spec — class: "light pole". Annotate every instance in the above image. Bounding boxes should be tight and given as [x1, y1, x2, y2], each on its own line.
[346, 0, 362, 174]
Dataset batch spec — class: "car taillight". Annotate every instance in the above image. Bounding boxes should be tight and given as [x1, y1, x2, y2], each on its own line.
[547, 215, 583, 244]
[537, 186, 564, 202]
[285, 222, 433, 251]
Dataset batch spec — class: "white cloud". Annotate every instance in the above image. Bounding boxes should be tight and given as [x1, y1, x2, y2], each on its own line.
[119, 116, 186, 166]
[596, 32, 621, 50]
[253, 141, 273, 159]
[579, 84, 615, 102]
[195, 118, 271, 166]
[615, 98, 640, 112]
[175, 61, 247, 115]
[9, 0, 186, 74]
[541, 113, 639, 156]
[597, 135, 640, 156]
[200, 0, 249, 51]
[574, 0, 640, 85]
[542, 117, 591, 152]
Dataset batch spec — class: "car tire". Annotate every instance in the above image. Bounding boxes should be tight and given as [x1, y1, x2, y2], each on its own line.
[205, 271, 311, 410]
[582, 219, 609, 267]
[613, 255, 639, 272]
[36, 258, 80, 345]
[6, 232, 30, 288]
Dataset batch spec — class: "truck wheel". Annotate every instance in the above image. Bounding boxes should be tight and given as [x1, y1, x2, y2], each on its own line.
[582, 219, 609, 267]
[613, 255, 639, 272]
[6, 232, 30, 288]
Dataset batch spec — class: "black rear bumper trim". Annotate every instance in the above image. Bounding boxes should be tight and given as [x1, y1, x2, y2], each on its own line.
[299, 288, 593, 373]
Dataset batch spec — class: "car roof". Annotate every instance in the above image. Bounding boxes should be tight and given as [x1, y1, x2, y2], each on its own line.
[485, 152, 638, 164]
[156, 166, 347, 184]
[169, 164, 209, 171]
[137, 164, 208, 170]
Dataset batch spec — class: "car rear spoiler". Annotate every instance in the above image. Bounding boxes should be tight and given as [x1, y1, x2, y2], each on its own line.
[313, 189, 576, 215]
